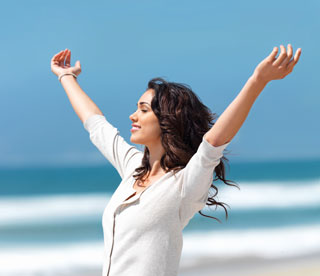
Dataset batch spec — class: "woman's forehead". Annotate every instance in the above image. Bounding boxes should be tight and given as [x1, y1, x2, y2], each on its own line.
[138, 89, 154, 102]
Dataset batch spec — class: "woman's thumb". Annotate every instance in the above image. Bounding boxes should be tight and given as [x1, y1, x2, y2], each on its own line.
[75, 60, 81, 68]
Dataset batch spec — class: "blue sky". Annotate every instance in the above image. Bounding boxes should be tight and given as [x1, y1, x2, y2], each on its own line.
[1, 0, 319, 167]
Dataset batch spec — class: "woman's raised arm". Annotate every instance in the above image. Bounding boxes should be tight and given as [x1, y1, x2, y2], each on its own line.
[204, 44, 302, 147]
[51, 49, 103, 123]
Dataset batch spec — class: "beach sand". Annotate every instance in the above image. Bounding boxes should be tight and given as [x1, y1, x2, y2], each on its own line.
[73, 251, 320, 276]
[178, 251, 320, 276]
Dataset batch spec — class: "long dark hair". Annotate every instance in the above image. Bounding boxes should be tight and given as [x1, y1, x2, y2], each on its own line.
[133, 77, 239, 222]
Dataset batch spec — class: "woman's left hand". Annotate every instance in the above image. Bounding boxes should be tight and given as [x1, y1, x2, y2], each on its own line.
[253, 44, 302, 84]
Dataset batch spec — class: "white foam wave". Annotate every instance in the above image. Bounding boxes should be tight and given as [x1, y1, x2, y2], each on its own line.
[0, 179, 319, 226]
[214, 178, 320, 209]
[0, 193, 111, 226]
[1, 224, 320, 275]
[0, 242, 104, 276]
[181, 224, 320, 267]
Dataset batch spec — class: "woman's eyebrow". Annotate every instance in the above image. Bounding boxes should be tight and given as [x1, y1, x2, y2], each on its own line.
[136, 102, 151, 106]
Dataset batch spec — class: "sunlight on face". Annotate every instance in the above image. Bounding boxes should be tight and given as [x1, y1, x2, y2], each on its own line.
[129, 89, 162, 148]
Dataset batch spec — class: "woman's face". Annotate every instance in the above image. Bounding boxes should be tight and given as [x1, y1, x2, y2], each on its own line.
[129, 89, 162, 147]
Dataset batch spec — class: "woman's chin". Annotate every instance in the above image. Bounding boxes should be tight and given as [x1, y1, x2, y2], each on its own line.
[130, 137, 145, 146]
[130, 136, 139, 144]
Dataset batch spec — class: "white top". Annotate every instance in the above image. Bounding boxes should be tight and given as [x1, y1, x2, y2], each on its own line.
[83, 114, 230, 276]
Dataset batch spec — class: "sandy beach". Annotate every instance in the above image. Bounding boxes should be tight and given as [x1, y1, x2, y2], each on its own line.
[65, 251, 320, 276]
[178, 251, 320, 276]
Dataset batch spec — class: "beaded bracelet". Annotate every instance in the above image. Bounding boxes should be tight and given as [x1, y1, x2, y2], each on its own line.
[58, 73, 77, 82]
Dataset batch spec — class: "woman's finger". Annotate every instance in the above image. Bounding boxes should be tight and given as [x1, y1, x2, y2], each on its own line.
[280, 44, 293, 66]
[75, 60, 81, 69]
[65, 50, 71, 66]
[51, 50, 64, 63]
[286, 48, 302, 70]
[57, 51, 65, 63]
[58, 49, 68, 64]
[266, 47, 278, 62]
[273, 45, 287, 67]
[293, 48, 302, 65]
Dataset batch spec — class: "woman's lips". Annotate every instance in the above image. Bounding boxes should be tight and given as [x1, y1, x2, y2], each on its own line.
[130, 126, 141, 132]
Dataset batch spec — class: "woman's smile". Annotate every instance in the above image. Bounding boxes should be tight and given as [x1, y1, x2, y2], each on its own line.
[131, 124, 141, 132]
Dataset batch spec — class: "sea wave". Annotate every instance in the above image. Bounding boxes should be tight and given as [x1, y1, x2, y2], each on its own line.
[0, 193, 110, 226]
[0, 242, 104, 276]
[181, 223, 320, 265]
[0, 179, 319, 226]
[213, 178, 320, 209]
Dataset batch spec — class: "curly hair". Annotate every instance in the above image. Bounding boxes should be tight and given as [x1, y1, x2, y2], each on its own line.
[133, 77, 239, 222]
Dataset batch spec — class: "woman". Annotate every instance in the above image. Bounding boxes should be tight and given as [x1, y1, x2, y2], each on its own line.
[50, 44, 301, 276]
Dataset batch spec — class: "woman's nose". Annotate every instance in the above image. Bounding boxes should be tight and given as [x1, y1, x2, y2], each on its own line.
[129, 111, 137, 121]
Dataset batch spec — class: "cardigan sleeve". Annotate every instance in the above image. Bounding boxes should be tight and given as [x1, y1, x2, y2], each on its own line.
[83, 114, 143, 179]
[179, 136, 230, 226]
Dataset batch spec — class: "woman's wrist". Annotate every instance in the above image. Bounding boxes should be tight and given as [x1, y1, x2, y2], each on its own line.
[250, 73, 269, 87]
[58, 72, 78, 82]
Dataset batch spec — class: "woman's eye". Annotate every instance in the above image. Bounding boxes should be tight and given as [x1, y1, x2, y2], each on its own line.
[141, 110, 148, 112]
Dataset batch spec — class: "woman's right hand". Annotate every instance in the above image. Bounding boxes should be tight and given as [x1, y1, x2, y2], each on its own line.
[253, 44, 301, 84]
[51, 49, 81, 78]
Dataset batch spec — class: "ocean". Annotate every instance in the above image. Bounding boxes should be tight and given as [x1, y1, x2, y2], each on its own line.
[1, 159, 319, 276]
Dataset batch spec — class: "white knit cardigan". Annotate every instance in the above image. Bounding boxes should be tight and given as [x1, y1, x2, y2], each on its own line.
[83, 114, 230, 276]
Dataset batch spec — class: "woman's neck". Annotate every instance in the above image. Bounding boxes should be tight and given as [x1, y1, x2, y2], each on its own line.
[147, 143, 166, 177]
